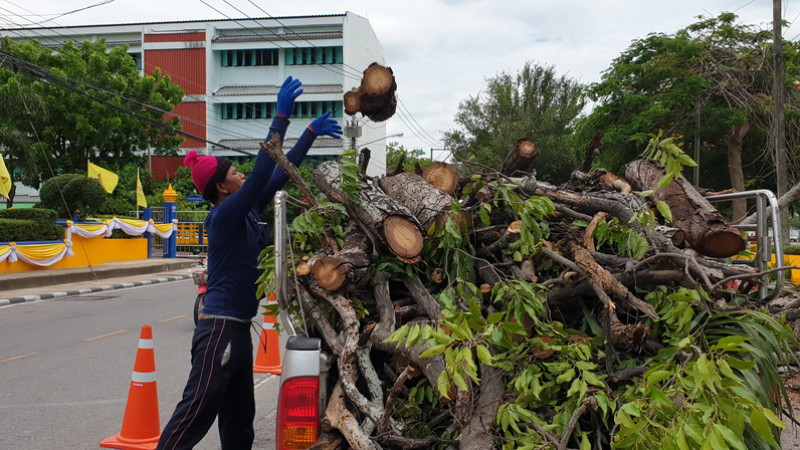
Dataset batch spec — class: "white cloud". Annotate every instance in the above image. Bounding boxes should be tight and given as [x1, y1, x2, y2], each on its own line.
[4, 0, 791, 152]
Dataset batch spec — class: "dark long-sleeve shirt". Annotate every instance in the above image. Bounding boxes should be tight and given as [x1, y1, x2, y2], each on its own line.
[202, 115, 316, 320]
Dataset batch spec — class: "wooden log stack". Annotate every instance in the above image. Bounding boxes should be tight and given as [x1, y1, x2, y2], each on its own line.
[265, 136, 776, 450]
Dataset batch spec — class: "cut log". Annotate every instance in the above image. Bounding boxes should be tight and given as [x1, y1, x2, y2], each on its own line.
[343, 62, 398, 122]
[344, 89, 361, 116]
[626, 159, 746, 258]
[421, 161, 459, 195]
[313, 161, 424, 263]
[383, 216, 424, 263]
[501, 138, 538, 176]
[308, 229, 371, 292]
[580, 131, 605, 172]
[377, 172, 454, 231]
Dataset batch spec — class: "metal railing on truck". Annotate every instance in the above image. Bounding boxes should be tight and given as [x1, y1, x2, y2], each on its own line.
[274, 190, 308, 337]
[707, 189, 784, 300]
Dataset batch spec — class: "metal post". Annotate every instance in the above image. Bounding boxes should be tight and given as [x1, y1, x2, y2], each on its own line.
[143, 207, 152, 259]
[274, 190, 296, 337]
[163, 202, 176, 258]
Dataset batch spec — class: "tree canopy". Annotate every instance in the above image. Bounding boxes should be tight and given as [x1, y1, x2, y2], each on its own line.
[444, 62, 586, 183]
[580, 13, 800, 220]
[0, 37, 185, 189]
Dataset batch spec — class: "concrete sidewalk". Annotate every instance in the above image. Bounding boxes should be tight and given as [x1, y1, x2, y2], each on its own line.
[0, 257, 199, 305]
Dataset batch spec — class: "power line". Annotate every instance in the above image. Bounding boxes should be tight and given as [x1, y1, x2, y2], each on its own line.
[2, 5, 443, 158]
[0, 50, 251, 153]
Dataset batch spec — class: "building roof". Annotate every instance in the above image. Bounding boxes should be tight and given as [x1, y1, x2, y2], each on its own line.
[214, 84, 343, 96]
[9, 194, 39, 204]
[213, 31, 342, 43]
[0, 14, 347, 32]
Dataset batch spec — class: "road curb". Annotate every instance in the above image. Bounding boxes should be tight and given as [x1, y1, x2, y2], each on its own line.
[0, 274, 192, 306]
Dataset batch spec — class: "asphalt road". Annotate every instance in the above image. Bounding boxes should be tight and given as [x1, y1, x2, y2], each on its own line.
[0, 279, 279, 450]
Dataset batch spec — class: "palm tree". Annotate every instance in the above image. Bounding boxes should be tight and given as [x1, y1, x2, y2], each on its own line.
[0, 72, 48, 208]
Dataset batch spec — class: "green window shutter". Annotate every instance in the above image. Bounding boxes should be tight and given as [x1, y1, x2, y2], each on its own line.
[285, 48, 295, 65]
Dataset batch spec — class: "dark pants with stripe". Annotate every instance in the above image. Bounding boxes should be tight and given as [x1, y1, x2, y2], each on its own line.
[157, 318, 254, 450]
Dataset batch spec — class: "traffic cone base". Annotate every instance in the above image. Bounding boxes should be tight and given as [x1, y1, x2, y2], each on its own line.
[100, 325, 161, 450]
[254, 293, 282, 374]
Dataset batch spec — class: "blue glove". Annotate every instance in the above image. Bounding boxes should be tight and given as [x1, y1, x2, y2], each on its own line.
[308, 110, 343, 139]
[276, 76, 303, 117]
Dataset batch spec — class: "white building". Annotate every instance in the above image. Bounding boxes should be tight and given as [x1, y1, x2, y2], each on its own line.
[1, 12, 387, 178]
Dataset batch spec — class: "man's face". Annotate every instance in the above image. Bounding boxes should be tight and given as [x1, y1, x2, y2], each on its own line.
[218, 165, 245, 195]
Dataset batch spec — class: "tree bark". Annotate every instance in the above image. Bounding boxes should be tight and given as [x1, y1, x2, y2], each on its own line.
[459, 365, 503, 450]
[314, 161, 424, 263]
[724, 122, 750, 222]
[378, 172, 454, 231]
[626, 159, 746, 258]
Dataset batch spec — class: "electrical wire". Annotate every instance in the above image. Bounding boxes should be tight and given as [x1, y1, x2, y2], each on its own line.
[2, 3, 443, 160]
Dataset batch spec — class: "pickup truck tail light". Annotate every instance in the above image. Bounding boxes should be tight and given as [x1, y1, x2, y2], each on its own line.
[276, 376, 320, 449]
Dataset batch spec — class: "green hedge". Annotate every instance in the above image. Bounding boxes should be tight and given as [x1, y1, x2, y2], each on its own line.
[0, 208, 58, 222]
[0, 218, 64, 242]
[784, 245, 800, 255]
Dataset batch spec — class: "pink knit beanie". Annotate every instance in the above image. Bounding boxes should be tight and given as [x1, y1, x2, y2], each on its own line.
[183, 150, 232, 200]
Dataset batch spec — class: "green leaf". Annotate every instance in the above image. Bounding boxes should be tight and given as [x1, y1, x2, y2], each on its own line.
[761, 407, 786, 429]
[656, 201, 673, 222]
[556, 368, 576, 384]
[452, 370, 469, 391]
[750, 408, 778, 446]
[407, 324, 421, 345]
[580, 433, 591, 450]
[419, 344, 447, 358]
[657, 173, 673, 189]
[476, 345, 493, 365]
[712, 423, 746, 450]
[621, 402, 641, 417]
[646, 370, 673, 386]
[437, 371, 451, 399]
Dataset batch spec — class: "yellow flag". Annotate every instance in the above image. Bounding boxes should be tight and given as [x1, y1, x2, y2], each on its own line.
[0, 154, 11, 199]
[136, 168, 147, 208]
[87, 161, 118, 194]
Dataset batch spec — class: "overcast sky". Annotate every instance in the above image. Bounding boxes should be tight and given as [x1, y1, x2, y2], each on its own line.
[1, 0, 795, 155]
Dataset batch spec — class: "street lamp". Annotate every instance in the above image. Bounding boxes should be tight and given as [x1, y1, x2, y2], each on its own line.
[357, 133, 404, 150]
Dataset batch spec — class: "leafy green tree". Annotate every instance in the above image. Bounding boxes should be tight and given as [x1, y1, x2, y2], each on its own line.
[0, 72, 48, 206]
[444, 62, 586, 183]
[385, 142, 431, 173]
[581, 13, 800, 220]
[38, 173, 105, 218]
[0, 37, 185, 188]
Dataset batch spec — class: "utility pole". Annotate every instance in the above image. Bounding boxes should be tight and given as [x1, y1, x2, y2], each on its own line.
[693, 101, 700, 187]
[774, 0, 789, 242]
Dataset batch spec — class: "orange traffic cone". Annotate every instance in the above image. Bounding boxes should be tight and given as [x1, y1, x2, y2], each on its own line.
[253, 293, 282, 374]
[100, 325, 161, 450]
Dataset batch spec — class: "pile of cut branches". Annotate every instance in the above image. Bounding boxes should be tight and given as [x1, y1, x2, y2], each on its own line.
[258, 132, 799, 450]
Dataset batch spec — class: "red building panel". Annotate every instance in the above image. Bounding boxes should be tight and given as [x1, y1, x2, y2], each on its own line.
[144, 32, 205, 43]
[149, 156, 185, 181]
[144, 48, 206, 95]
[169, 102, 207, 149]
